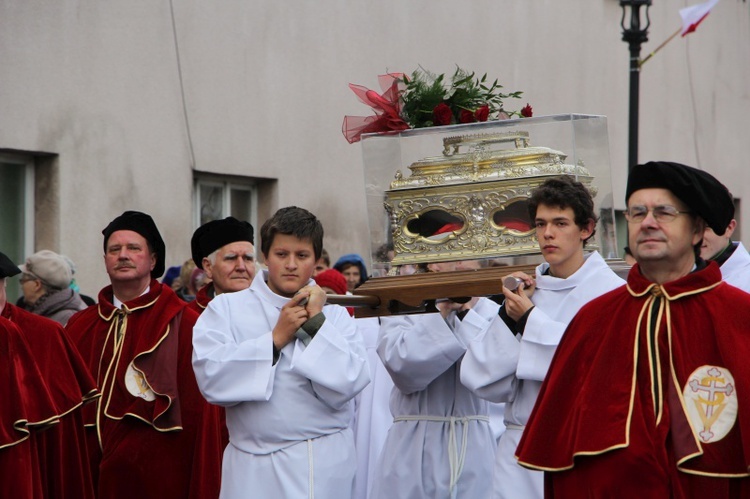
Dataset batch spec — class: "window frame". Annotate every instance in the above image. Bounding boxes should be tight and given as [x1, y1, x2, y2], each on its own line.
[0, 152, 35, 257]
[193, 174, 258, 231]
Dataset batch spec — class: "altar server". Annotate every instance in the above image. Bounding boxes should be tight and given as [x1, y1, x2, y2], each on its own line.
[351, 315, 395, 499]
[696, 176, 750, 292]
[192, 206, 370, 499]
[371, 259, 499, 499]
[460, 176, 624, 498]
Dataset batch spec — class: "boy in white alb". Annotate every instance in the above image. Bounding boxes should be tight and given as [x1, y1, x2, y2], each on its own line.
[371, 260, 498, 499]
[192, 206, 371, 499]
[460, 176, 624, 499]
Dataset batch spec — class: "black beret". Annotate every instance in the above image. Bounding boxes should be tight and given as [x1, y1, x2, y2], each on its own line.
[191, 217, 255, 268]
[0, 251, 21, 279]
[102, 211, 166, 278]
[625, 161, 734, 236]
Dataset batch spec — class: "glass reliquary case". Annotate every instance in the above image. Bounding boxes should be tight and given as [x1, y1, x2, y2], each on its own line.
[359, 114, 618, 277]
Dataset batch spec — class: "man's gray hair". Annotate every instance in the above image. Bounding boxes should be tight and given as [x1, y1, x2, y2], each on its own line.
[206, 249, 218, 266]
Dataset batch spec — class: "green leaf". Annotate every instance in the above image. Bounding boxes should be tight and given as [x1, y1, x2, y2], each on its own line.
[394, 64, 525, 128]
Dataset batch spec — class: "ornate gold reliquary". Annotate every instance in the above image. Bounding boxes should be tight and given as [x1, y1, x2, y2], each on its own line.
[384, 131, 595, 266]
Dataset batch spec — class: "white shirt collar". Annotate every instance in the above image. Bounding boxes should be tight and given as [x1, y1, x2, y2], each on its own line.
[113, 285, 150, 309]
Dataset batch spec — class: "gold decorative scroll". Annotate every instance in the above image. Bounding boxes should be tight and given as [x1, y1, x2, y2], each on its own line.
[384, 131, 596, 267]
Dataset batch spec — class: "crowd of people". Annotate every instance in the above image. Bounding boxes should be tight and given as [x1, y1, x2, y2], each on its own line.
[1, 160, 750, 498]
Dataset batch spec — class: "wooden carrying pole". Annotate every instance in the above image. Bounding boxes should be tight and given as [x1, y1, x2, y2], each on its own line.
[325, 264, 539, 318]
[326, 259, 632, 318]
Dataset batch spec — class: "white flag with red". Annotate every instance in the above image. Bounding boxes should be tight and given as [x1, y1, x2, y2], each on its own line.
[680, 0, 720, 36]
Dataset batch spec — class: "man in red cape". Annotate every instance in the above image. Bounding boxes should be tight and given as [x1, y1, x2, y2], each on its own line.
[66, 211, 224, 499]
[0, 315, 61, 497]
[0, 250, 98, 498]
[516, 162, 750, 497]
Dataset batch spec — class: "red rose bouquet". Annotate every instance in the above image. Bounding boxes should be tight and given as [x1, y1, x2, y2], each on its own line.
[343, 66, 529, 143]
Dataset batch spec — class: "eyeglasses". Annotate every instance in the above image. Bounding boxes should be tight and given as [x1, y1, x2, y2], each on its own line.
[19, 273, 38, 284]
[625, 205, 691, 224]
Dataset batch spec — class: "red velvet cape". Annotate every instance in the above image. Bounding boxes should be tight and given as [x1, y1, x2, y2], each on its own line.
[3, 304, 99, 498]
[186, 282, 211, 315]
[516, 262, 750, 495]
[0, 316, 60, 497]
[66, 281, 224, 499]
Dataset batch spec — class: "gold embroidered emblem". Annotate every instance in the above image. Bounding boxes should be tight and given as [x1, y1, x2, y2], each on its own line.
[683, 365, 737, 443]
[125, 363, 156, 401]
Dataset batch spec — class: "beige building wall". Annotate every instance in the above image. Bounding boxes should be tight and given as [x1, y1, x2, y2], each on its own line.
[1, 0, 748, 293]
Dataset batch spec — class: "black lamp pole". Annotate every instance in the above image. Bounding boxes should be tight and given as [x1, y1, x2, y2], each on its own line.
[620, 0, 651, 171]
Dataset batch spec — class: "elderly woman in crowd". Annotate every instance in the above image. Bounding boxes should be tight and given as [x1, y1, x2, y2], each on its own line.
[19, 250, 87, 325]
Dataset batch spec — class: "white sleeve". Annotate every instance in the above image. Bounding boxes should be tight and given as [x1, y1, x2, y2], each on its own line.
[191, 297, 276, 407]
[460, 313, 521, 403]
[289, 306, 371, 410]
[516, 307, 567, 381]
[377, 313, 467, 394]
[454, 297, 500, 345]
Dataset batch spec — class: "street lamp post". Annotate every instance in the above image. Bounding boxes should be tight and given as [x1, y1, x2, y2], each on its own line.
[620, 0, 651, 171]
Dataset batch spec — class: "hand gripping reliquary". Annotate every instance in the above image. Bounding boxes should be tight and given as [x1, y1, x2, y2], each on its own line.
[384, 131, 595, 266]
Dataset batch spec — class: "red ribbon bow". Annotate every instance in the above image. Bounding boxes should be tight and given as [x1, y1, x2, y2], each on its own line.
[342, 73, 410, 144]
